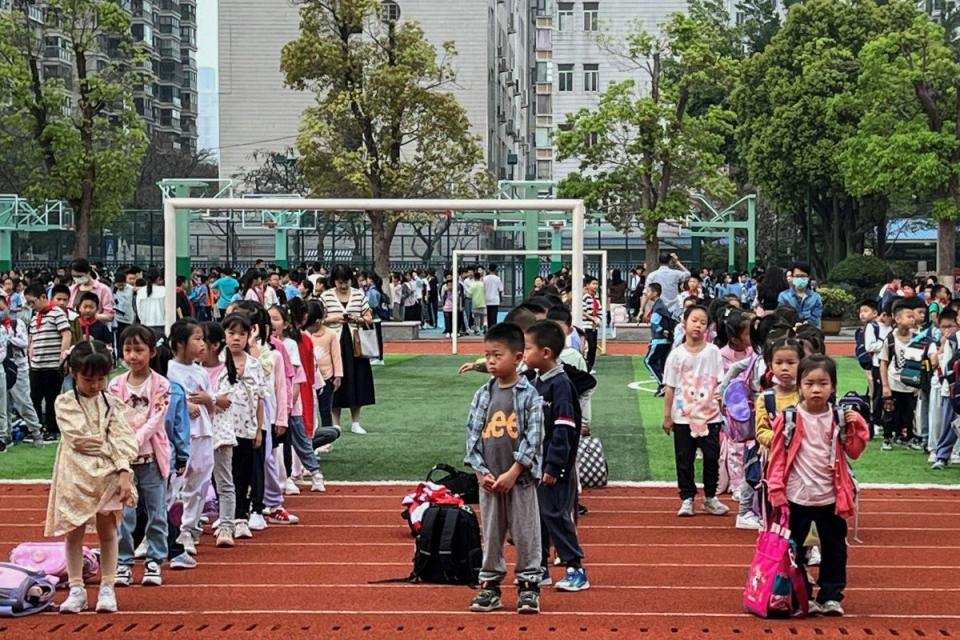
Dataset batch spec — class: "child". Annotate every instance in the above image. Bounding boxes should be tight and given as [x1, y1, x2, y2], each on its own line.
[168, 319, 216, 556]
[644, 283, 673, 397]
[860, 299, 889, 438]
[76, 292, 114, 345]
[218, 313, 267, 540]
[0, 291, 43, 448]
[110, 326, 171, 588]
[25, 281, 72, 440]
[662, 304, 729, 517]
[524, 320, 589, 592]
[269, 304, 326, 492]
[465, 323, 544, 614]
[45, 340, 138, 613]
[766, 354, 869, 616]
[928, 309, 958, 459]
[879, 300, 918, 450]
[307, 300, 343, 451]
[716, 309, 755, 504]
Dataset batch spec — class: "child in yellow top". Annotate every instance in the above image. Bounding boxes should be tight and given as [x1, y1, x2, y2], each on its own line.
[755, 338, 804, 448]
[45, 340, 138, 614]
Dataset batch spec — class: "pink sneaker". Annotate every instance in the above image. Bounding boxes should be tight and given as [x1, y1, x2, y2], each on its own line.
[266, 508, 300, 525]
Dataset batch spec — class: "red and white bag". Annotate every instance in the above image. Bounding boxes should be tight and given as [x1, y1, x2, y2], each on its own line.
[400, 482, 464, 535]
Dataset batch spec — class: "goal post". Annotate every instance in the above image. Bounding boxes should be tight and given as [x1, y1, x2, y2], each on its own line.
[451, 249, 608, 356]
[161, 198, 587, 333]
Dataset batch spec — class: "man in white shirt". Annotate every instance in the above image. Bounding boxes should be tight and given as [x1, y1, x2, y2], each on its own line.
[645, 252, 690, 318]
[483, 264, 504, 328]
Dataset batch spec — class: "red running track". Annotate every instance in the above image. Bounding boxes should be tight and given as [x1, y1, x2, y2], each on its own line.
[0, 483, 957, 639]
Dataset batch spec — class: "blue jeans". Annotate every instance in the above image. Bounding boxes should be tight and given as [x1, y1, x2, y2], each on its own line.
[118, 460, 168, 565]
[288, 415, 320, 474]
[317, 379, 335, 427]
[936, 397, 958, 462]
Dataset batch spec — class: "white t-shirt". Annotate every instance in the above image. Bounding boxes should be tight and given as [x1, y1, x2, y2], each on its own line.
[879, 330, 917, 393]
[483, 273, 503, 305]
[166, 360, 213, 438]
[663, 342, 723, 436]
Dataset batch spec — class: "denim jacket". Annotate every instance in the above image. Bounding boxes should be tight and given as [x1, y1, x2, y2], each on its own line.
[464, 375, 544, 480]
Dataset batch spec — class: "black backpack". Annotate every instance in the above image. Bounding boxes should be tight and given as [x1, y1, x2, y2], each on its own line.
[410, 504, 482, 585]
[426, 464, 480, 504]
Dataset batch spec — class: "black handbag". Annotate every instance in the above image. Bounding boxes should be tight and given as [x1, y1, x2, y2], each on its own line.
[425, 464, 480, 504]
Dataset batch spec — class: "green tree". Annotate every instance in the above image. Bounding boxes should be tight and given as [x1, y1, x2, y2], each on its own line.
[0, 0, 149, 258]
[556, 9, 737, 268]
[733, 0, 916, 275]
[838, 12, 960, 280]
[280, 0, 492, 278]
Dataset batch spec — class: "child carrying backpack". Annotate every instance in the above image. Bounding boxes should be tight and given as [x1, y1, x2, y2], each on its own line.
[764, 354, 868, 617]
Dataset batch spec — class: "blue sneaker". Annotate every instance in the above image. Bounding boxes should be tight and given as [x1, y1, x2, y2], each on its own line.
[555, 566, 590, 592]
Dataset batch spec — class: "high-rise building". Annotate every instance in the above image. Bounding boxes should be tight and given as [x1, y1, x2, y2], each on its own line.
[218, 0, 531, 183]
[3, 0, 199, 151]
[197, 65, 219, 158]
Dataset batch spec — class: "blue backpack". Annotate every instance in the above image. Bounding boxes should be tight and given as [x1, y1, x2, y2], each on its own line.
[854, 322, 879, 371]
[0, 563, 57, 617]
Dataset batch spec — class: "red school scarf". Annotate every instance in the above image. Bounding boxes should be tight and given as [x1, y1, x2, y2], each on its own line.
[78, 316, 97, 340]
[298, 333, 316, 436]
[35, 302, 59, 329]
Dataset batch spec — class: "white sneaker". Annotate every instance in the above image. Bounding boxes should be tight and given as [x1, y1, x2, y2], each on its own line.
[951, 454, 960, 464]
[736, 513, 762, 530]
[59, 585, 88, 613]
[318, 443, 335, 454]
[115, 564, 133, 587]
[702, 497, 730, 516]
[311, 472, 326, 492]
[806, 545, 822, 567]
[350, 422, 367, 435]
[731, 489, 741, 502]
[176, 531, 197, 556]
[928, 452, 938, 463]
[284, 478, 301, 495]
[248, 512, 268, 531]
[677, 498, 695, 517]
[95, 584, 117, 613]
[133, 540, 147, 559]
[234, 520, 253, 539]
[170, 552, 197, 570]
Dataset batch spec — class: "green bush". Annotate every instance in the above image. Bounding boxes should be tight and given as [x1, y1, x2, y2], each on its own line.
[818, 287, 857, 318]
[827, 255, 892, 288]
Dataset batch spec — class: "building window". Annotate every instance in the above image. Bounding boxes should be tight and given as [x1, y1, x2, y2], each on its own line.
[583, 2, 599, 31]
[381, 1, 400, 22]
[585, 132, 599, 147]
[583, 63, 599, 92]
[558, 63, 574, 92]
[536, 93, 552, 115]
[558, 2, 573, 32]
[536, 159, 552, 180]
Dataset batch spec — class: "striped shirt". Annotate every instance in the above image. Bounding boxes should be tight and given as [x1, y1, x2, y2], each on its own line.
[320, 288, 371, 338]
[29, 307, 70, 370]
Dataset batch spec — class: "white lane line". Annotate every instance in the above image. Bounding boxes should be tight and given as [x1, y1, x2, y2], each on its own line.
[118, 583, 960, 593]
[190, 561, 959, 569]
[54, 609, 960, 620]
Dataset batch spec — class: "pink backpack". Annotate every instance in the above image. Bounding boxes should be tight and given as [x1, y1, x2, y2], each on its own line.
[9, 542, 100, 588]
[743, 506, 808, 618]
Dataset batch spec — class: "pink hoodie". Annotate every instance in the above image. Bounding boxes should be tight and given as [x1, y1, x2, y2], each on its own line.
[108, 370, 172, 478]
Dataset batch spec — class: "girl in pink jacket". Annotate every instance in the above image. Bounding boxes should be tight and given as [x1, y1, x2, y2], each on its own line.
[766, 354, 868, 617]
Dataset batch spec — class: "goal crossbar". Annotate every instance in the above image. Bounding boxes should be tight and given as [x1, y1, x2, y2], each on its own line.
[451, 249, 607, 356]
[162, 197, 586, 333]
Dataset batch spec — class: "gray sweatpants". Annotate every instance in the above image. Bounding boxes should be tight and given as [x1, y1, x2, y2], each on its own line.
[478, 480, 541, 584]
[213, 445, 236, 534]
[0, 365, 42, 443]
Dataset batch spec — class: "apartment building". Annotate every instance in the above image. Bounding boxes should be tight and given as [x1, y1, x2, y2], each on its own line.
[218, 0, 532, 183]
[1, 0, 198, 151]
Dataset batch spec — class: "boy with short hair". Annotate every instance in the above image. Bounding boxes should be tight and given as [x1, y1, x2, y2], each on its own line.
[644, 282, 673, 397]
[879, 300, 918, 450]
[465, 323, 544, 614]
[524, 320, 589, 593]
[24, 281, 71, 440]
[76, 291, 113, 345]
[859, 299, 886, 438]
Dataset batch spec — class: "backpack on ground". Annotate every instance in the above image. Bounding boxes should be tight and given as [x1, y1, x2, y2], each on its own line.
[854, 322, 879, 371]
[426, 464, 480, 504]
[410, 504, 482, 585]
[401, 482, 465, 536]
[743, 506, 809, 618]
[9, 541, 99, 587]
[0, 563, 57, 617]
[577, 435, 609, 488]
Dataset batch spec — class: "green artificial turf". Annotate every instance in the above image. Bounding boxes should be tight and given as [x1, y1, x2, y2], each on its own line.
[1, 355, 958, 485]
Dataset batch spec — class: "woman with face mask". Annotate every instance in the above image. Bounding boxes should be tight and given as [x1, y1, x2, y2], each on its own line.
[68, 258, 115, 323]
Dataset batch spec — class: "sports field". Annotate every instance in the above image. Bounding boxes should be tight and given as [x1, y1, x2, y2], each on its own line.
[2, 355, 956, 485]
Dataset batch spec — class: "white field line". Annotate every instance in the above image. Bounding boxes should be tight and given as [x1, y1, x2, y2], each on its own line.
[3, 479, 960, 490]
[50, 609, 960, 620]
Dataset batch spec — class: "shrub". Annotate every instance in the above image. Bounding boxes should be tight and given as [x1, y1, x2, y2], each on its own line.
[818, 287, 857, 318]
[827, 255, 892, 289]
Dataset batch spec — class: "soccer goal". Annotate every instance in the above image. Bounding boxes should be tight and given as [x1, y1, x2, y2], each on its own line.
[161, 198, 587, 333]
[451, 249, 608, 355]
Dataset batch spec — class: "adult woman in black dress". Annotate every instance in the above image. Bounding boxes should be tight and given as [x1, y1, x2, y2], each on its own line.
[320, 264, 376, 434]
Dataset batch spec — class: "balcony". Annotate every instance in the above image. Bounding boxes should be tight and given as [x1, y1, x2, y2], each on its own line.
[27, 5, 44, 23]
[157, 0, 180, 15]
[44, 46, 74, 63]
